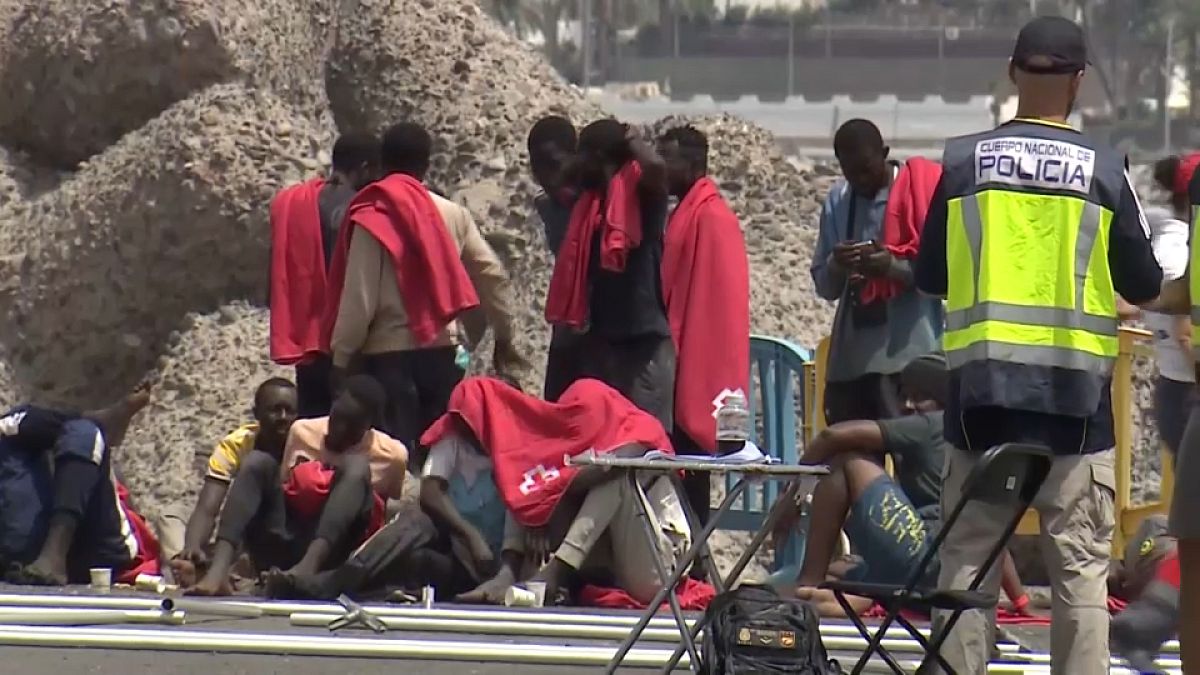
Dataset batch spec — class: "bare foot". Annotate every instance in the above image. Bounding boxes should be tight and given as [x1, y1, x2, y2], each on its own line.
[169, 558, 199, 589]
[7, 560, 68, 586]
[85, 382, 152, 449]
[185, 575, 233, 596]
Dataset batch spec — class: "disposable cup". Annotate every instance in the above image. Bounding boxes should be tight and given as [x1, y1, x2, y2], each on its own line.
[89, 567, 112, 593]
[504, 586, 537, 608]
[524, 581, 547, 608]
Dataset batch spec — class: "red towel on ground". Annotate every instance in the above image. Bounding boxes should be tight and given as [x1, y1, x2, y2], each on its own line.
[662, 177, 750, 453]
[282, 460, 386, 544]
[269, 177, 327, 365]
[544, 162, 643, 328]
[578, 577, 715, 611]
[114, 482, 162, 584]
[1175, 153, 1200, 197]
[421, 376, 672, 527]
[860, 157, 943, 305]
[321, 174, 479, 349]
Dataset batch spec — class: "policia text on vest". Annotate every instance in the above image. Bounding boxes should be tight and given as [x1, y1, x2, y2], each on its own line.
[915, 118, 1163, 456]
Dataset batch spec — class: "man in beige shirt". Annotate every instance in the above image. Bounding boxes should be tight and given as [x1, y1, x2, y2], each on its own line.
[187, 376, 405, 595]
[329, 122, 522, 461]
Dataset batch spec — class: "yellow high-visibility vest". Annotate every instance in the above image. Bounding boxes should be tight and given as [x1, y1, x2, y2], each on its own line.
[939, 119, 1125, 418]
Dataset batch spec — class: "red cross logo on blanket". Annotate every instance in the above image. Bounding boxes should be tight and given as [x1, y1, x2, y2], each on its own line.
[518, 463, 562, 496]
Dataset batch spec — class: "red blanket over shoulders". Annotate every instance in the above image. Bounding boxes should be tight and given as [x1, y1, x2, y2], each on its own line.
[269, 177, 327, 365]
[860, 157, 942, 304]
[662, 177, 750, 453]
[545, 162, 643, 328]
[320, 173, 480, 349]
[421, 376, 672, 527]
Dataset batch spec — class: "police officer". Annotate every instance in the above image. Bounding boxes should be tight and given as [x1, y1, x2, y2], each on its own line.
[914, 16, 1162, 675]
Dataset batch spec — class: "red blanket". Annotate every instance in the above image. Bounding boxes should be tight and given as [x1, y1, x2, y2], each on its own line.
[282, 460, 386, 543]
[269, 178, 327, 365]
[545, 162, 643, 328]
[114, 483, 162, 584]
[321, 174, 479, 349]
[860, 157, 942, 305]
[578, 577, 715, 611]
[421, 376, 672, 527]
[662, 177, 749, 453]
[1176, 153, 1200, 197]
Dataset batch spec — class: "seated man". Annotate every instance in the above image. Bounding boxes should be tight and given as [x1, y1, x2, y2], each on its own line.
[781, 353, 1027, 617]
[1111, 514, 1180, 672]
[188, 375, 407, 595]
[1, 385, 153, 585]
[421, 376, 689, 606]
[420, 430, 523, 599]
[168, 377, 298, 585]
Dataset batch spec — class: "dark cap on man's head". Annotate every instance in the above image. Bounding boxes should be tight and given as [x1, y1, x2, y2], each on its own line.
[1012, 16, 1087, 75]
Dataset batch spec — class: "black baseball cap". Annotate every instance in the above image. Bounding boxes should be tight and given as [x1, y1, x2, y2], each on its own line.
[1012, 16, 1088, 74]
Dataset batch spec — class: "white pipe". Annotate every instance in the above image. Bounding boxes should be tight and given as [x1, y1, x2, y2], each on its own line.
[0, 609, 183, 626]
[291, 612, 686, 641]
[160, 598, 263, 618]
[0, 593, 1047, 650]
[0, 624, 694, 668]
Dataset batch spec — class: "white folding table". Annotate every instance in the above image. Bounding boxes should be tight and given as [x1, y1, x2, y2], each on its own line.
[565, 451, 828, 673]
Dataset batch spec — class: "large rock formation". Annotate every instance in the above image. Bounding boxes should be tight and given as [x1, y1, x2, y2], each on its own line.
[0, 0, 334, 168]
[0, 84, 329, 405]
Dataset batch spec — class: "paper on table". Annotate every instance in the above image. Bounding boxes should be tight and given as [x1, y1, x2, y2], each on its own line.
[642, 441, 775, 464]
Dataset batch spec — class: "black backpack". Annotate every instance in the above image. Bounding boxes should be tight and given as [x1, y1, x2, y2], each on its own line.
[701, 584, 842, 674]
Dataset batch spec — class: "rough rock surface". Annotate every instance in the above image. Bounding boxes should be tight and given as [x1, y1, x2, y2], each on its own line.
[0, 84, 329, 406]
[0, 0, 334, 168]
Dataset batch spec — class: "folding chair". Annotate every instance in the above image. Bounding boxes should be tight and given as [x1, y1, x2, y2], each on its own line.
[821, 442, 1054, 675]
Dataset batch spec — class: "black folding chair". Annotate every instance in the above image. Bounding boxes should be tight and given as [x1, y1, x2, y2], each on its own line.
[821, 443, 1054, 675]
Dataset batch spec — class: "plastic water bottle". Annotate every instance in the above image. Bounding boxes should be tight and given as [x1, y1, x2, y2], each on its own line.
[454, 345, 470, 371]
[715, 390, 749, 454]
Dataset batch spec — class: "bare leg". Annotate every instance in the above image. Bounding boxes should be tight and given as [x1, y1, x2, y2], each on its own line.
[796, 453, 887, 587]
[84, 382, 152, 449]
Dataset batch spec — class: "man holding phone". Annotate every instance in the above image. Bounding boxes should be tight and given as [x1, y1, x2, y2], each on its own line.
[810, 119, 943, 424]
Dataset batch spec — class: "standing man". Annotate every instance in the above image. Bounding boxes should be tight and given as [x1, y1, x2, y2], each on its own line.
[527, 115, 582, 401]
[325, 122, 522, 464]
[270, 133, 378, 418]
[810, 119, 942, 424]
[1144, 158, 1200, 672]
[544, 119, 675, 428]
[914, 17, 1163, 675]
[657, 125, 749, 528]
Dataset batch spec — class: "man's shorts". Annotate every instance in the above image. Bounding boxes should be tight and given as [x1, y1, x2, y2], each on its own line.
[843, 475, 938, 587]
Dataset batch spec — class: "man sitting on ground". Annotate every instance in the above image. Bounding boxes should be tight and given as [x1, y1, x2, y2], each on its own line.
[169, 378, 299, 585]
[421, 376, 689, 606]
[1, 385, 154, 585]
[187, 375, 407, 595]
[778, 354, 1028, 617]
[419, 430, 524, 599]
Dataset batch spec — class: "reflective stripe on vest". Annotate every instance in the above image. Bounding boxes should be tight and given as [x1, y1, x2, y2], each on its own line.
[944, 190, 1118, 373]
[1191, 203, 1200, 358]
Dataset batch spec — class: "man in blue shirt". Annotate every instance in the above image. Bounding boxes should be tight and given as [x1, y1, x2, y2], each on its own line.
[810, 119, 943, 424]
